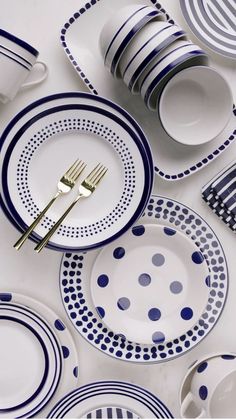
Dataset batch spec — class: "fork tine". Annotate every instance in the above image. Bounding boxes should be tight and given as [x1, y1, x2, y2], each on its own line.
[90, 164, 105, 184]
[64, 158, 80, 177]
[71, 162, 87, 182]
[92, 167, 108, 186]
[67, 159, 82, 179]
[86, 163, 102, 182]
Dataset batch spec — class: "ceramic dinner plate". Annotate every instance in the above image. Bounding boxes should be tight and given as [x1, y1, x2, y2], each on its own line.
[60, 195, 228, 363]
[60, 0, 236, 181]
[90, 224, 209, 345]
[0, 92, 153, 251]
[47, 381, 173, 418]
[180, 0, 236, 59]
[0, 292, 78, 417]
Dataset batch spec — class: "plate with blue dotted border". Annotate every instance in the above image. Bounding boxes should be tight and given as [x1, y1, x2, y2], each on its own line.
[60, 0, 236, 181]
[60, 195, 228, 363]
[0, 292, 79, 417]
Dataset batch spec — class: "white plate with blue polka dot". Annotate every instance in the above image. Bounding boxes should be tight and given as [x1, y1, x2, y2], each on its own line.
[60, 195, 228, 363]
[0, 292, 79, 417]
[90, 223, 210, 345]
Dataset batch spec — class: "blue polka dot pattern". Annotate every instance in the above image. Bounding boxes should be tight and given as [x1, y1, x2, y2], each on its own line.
[199, 385, 208, 400]
[197, 361, 208, 373]
[205, 276, 211, 287]
[0, 293, 12, 302]
[97, 274, 109, 288]
[117, 297, 130, 311]
[181, 307, 193, 320]
[170, 281, 183, 294]
[222, 355, 236, 360]
[113, 247, 125, 259]
[73, 366, 78, 378]
[148, 308, 161, 321]
[164, 227, 176, 236]
[96, 306, 105, 319]
[60, 196, 228, 363]
[54, 319, 66, 331]
[138, 273, 151, 286]
[62, 345, 70, 359]
[152, 331, 165, 344]
[152, 253, 165, 266]
[132, 225, 145, 236]
[192, 251, 204, 264]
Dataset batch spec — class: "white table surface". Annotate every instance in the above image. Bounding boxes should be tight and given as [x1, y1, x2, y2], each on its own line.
[0, 0, 236, 417]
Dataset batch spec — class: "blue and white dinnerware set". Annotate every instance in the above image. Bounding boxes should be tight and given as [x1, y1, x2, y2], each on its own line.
[1, 0, 236, 418]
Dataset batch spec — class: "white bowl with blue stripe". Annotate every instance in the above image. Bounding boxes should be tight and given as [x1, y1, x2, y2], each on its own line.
[140, 39, 208, 110]
[99, 4, 165, 78]
[119, 20, 187, 94]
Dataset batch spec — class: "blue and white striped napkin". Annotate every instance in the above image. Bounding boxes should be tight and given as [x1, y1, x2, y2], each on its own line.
[202, 160, 236, 232]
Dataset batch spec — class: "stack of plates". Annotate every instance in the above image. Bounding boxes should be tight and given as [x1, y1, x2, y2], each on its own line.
[0, 292, 78, 417]
[0, 92, 153, 251]
[202, 160, 236, 231]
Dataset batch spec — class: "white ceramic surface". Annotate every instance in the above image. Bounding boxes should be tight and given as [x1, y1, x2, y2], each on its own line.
[100, 4, 165, 77]
[159, 66, 233, 146]
[139, 39, 207, 110]
[0, 30, 38, 64]
[180, 353, 236, 418]
[119, 20, 187, 93]
[60, 0, 236, 181]
[90, 224, 209, 345]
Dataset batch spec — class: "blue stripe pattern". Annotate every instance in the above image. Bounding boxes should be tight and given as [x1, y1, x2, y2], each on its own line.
[0, 50, 30, 70]
[0, 28, 38, 56]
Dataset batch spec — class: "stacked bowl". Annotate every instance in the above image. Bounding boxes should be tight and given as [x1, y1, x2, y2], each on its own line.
[100, 4, 233, 147]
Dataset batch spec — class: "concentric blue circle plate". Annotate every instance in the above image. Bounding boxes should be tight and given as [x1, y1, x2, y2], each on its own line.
[60, 195, 228, 363]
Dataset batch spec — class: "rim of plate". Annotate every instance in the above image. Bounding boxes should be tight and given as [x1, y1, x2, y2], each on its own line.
[59, 195, 229, 364]
[47, 380, 173, 418]
[0, 92, 153, 252]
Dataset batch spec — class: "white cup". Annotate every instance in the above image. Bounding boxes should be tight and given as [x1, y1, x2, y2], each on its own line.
[181, 354, 236, 418]
[0, 29, 48, 103]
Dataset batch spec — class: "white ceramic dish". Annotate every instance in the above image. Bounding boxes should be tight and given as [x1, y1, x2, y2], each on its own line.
[119, 20, 187, 93]
[60, 0, 236, 181]
[0, 292, 79, 418]
[100, 4, 165, 77]
[159, 66, 233, 146]
[47, 381, 173, 418]
[140, 39, 207, 110]
[90, 224, 209, 345]
[180, 352, 236, 418]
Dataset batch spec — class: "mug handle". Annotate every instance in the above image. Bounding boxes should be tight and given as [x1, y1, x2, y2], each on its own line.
[181, 392, 206, 418]
[20, 61, 48, 89]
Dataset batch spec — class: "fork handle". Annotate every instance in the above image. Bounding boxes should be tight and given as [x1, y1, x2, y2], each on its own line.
[34, 194, 83, 253]
[14, 191, 61, 250]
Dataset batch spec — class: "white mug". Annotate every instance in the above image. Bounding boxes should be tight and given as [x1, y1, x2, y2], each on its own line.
[181, 354, 236, 418]
[0, 28, 48, 103]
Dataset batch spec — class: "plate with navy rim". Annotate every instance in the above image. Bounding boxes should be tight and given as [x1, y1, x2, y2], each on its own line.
[0, 292, 79, 418]
[0, 92, 153, 252]
[180, 0, 236, 59]
[60, 195, 228, 363]
[60, 0, 236, 181]
[47, 381, 173, 418]
[90, 223, 210, 345]
[85, 406, 139, 418]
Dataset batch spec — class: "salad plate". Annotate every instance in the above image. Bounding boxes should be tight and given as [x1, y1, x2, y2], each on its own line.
[0, 292, 79, 417]
[60, 195, 228, 363]
[47, 381, 173, 418]
[0, 92, 153, 251]
[90, 224, 210, 345]
[60, 0, 236, 181]
[180, 0, 236, 59]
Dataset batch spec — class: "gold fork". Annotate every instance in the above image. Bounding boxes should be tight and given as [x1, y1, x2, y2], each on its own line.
[34, 163, 108, 253]
[14, 159, 86, 250]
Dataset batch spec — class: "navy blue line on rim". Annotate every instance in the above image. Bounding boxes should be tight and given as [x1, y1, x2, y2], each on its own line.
[0, 44, 32, 66]
[0, 50, 30, 70]
[1, 102, 153, 252]
[0, 302, 62, 418]
[128, 30, 186, 91]
[122, 24, 173, 78]
[0, 29, 38, 56]
[104, 5, 148, 63]
[47, 383, 173, 418]
[0, 315, 49, 413]
[111, 10, 158, 75]
[144, 50, 206, 105]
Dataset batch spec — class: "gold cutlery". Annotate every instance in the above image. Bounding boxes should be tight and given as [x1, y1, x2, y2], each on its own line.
[34, 163, 108, 253]
[14, 159, 86, 250]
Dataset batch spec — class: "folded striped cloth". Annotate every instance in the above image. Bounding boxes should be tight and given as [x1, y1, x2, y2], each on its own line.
[202, 160, 236, 232]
